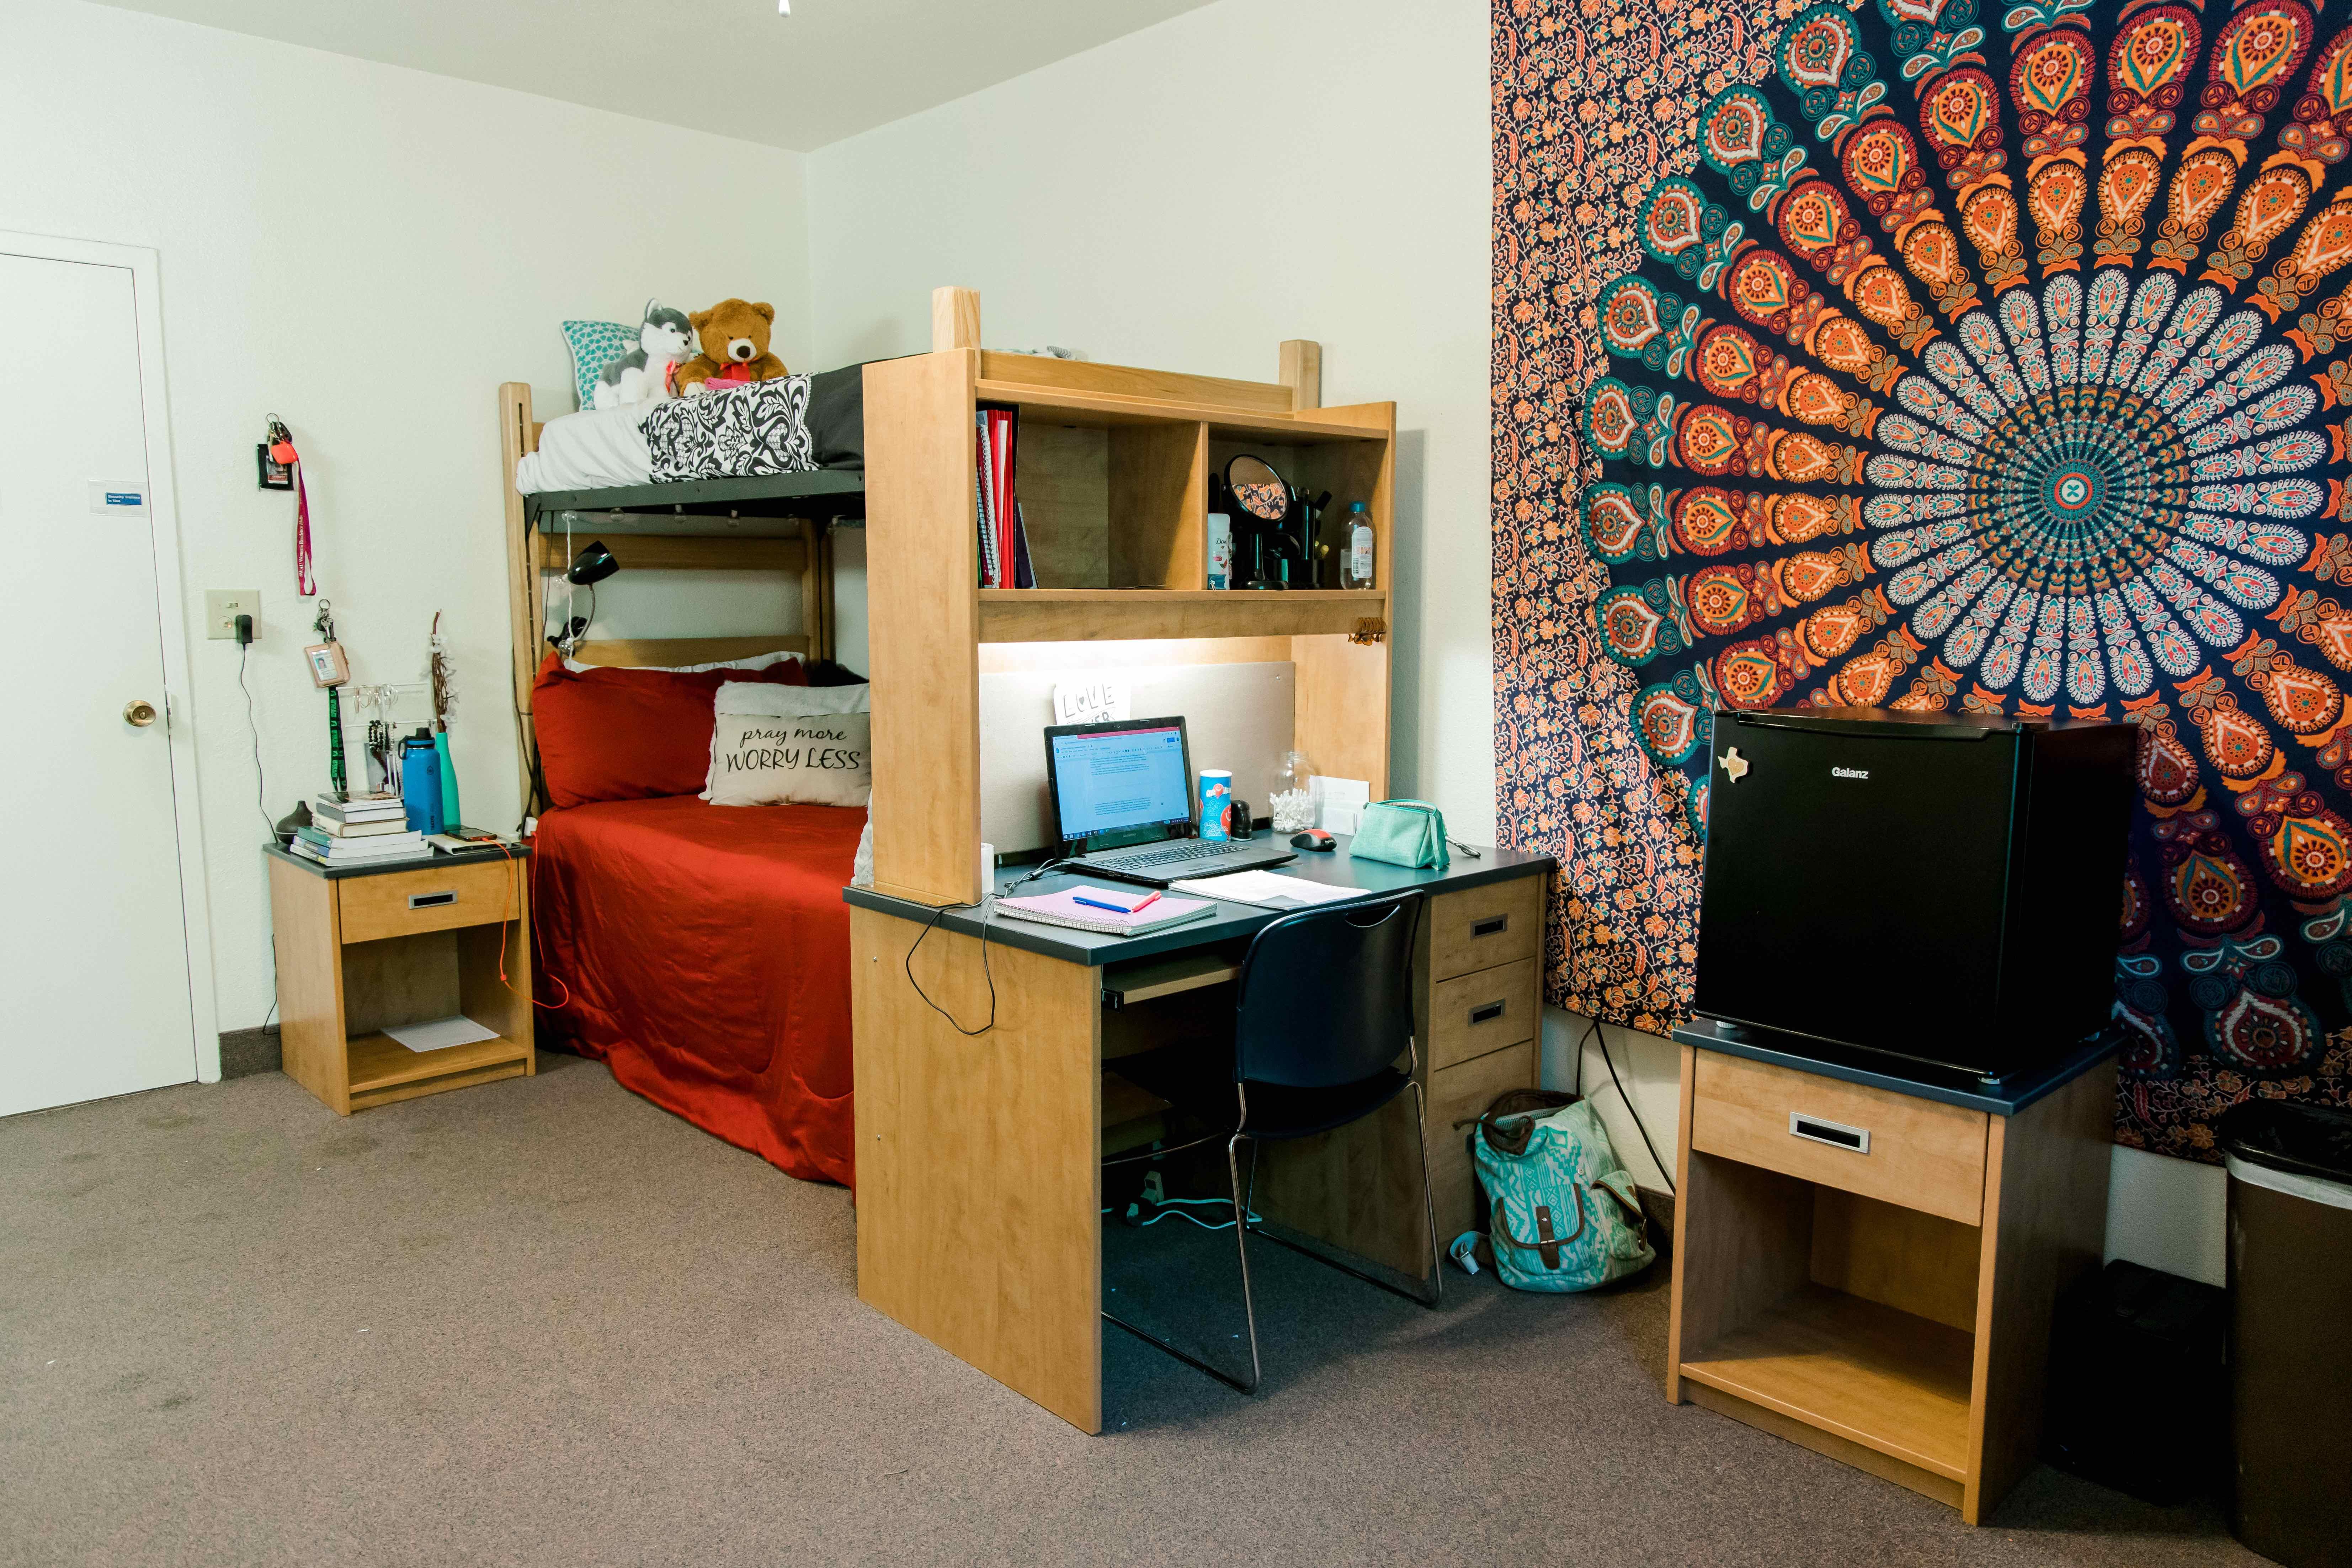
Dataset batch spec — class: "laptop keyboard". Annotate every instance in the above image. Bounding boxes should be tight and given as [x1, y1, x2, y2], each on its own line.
[1097, 840, 1260, 868]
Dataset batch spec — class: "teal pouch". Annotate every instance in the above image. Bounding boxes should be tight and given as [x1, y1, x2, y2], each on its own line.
[1347, 799, 1449, 870]
[1468, 1092, 1656, 1292]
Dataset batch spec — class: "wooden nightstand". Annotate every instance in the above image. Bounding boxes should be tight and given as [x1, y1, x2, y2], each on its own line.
[1662, 1022, 2117, 1525]
[264, 844, 535, 1114]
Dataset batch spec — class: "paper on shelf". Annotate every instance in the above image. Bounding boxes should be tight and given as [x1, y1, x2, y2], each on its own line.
[1169, 870, 1367, 909]
[384, 1015, 501, 1053]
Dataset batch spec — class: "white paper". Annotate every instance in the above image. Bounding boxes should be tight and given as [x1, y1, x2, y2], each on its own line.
[1052, 677, 1130, 724]
[1169, 870, 1367, 908]
[384, 1015, 500, 1053]
[1309, 776, 1371, 832]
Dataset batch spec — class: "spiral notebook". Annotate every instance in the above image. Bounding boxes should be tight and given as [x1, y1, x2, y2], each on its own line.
[993, 886, 1215, 937]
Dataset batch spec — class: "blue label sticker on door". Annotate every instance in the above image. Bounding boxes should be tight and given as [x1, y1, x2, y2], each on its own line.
[89, 480, 148, 516]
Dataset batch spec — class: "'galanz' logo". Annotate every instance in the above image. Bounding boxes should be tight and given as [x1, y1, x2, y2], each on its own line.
[1831, 766, 1869, 780]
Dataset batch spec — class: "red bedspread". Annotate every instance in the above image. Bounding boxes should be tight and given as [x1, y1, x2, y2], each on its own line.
[530, 796, 864, 1185]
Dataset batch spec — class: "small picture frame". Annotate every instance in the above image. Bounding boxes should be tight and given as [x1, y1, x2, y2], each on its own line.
[257, 443, 294, 490]
[303, 640, 350, 688]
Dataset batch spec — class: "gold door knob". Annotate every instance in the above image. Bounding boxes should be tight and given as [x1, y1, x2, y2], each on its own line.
[123, 698, 158, 727]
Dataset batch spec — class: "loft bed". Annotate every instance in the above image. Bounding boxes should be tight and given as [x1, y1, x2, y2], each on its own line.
[496, 286, 1339, 1189]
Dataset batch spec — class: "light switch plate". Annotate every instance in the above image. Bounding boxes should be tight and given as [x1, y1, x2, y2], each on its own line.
[205, 589, 260, 641]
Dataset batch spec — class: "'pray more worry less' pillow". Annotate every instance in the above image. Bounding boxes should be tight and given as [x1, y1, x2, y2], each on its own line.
[704, 681, 872, 808]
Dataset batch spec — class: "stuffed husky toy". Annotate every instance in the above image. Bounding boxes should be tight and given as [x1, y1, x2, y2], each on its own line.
[593, 299, 694, 409]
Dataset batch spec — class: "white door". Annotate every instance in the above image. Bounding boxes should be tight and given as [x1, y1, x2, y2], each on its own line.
[0, 250, 199, 1115]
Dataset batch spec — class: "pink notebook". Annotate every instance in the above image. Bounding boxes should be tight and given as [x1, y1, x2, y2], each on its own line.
[994, 887, 1216, 937]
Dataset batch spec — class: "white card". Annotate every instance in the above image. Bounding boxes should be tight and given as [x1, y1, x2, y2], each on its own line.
[1052, 677, 1130, 724]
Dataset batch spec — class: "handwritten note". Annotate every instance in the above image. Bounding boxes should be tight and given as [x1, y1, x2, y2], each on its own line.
[1053, 677, 1131, 725]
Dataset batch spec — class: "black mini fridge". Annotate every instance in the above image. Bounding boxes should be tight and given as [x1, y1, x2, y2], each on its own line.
[1694, 707, 2136, 1082]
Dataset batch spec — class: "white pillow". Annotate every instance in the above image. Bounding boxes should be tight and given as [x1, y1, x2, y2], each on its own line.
[562, 649, 802, 675]
[704, 681, 873, 808]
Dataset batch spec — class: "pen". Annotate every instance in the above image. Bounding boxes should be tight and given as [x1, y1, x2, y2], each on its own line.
[1073, 895, 1132, 913]
[1130, 891, 1161, 911]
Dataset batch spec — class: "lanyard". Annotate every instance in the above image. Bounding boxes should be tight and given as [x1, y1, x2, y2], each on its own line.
[268, 417, 315, 596]
[294, 468, 315, 596]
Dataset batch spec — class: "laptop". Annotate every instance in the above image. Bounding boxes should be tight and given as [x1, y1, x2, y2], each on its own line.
[1043, 716, 1296, 886]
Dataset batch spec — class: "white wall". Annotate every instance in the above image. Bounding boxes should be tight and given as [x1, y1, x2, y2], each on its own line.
[803, 0, 1492, 832]
[0, 0, 812, 1044]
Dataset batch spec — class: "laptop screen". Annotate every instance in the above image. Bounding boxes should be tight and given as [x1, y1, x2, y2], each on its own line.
[1047, 721, 1192, 845]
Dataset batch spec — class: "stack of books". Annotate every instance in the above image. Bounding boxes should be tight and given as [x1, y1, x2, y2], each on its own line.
[289, 793, 428, 867]
[976, 405, 1034, 588]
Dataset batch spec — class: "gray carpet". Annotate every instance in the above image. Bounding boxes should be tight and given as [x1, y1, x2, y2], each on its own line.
[0, 1054, 2260, 1567]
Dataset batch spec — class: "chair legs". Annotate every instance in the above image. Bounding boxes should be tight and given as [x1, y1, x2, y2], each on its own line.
[1101, 1132, 1264, 1395]
[1239, 1085, 1444, 1310]
[1106, 1091, 1444, 1397]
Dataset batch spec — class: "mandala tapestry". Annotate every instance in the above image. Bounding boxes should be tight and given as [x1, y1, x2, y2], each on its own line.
[1493, 0, 2352, 1160]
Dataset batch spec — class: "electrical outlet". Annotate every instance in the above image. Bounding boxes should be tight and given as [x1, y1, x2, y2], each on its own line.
[205, 589, 260, 641]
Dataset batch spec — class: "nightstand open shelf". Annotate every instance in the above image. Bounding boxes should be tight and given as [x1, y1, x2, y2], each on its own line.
[265, 844, 534, 1115]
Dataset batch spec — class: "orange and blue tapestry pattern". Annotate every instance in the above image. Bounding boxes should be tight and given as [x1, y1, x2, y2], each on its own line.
[1493, 0, 2352, 1160]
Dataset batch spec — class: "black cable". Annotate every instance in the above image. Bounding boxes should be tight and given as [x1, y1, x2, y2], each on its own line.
[900, 858, 1077, 1037]
[238, 641, 281, 1035]
[1596, 1024, 1673, 1195]
[1573, 1010, 1598, 1100]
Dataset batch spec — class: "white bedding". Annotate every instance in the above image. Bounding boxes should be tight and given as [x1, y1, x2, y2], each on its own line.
[516, 403, 654, 493]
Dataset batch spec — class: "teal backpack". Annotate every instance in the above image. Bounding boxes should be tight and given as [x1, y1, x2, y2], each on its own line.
[1455, 1089, 1656, 1292]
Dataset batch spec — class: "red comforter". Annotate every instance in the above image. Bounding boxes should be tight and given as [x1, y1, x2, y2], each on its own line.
[530, 796, 864, 1185]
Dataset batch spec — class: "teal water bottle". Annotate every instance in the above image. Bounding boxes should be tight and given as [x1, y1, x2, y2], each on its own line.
[435, 730, 461, 834]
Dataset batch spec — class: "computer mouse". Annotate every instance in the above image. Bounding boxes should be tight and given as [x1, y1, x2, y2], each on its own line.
[1290, 830, 1336, 851]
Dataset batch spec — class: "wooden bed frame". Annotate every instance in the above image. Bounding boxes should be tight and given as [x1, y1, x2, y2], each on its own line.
[496, 381, 841, 813]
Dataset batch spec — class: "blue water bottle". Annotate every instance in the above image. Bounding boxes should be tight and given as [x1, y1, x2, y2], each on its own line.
[401, 731, 445, 835]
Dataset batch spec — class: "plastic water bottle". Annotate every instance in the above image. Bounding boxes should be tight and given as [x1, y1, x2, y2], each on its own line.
[1342, 502, 1375, 589]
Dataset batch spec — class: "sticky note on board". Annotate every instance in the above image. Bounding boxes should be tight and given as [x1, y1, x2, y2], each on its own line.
[1053, 677, 1130, 725]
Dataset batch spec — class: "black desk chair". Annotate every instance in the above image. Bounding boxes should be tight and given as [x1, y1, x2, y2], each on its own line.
[1105, 888, 1440, 1393]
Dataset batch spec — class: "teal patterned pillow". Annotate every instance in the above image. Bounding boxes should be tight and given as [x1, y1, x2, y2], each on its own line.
[561, 319, 634, 411]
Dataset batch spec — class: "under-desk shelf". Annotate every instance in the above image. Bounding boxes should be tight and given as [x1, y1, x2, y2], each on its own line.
[1680, 1283, 1975, 1483]
[977, 588, 1386, 642]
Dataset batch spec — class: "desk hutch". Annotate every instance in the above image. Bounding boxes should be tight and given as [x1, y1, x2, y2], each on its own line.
[850, 291, 1549, 1431]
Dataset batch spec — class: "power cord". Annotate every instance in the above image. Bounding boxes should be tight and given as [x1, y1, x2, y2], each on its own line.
[1595, 1022, 1673, 1195]
[902, 858, 1077, 1036]
[236, 626, 281, 1035]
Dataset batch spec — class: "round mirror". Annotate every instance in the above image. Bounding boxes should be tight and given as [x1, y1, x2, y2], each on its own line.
[1225, 454, 1289, 522]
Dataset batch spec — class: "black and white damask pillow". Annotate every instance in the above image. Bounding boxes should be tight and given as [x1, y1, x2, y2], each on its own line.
[644, 376, 817, 481]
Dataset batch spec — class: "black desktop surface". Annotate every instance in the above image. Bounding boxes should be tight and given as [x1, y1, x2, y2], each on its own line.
[843, 835, 1553, 967]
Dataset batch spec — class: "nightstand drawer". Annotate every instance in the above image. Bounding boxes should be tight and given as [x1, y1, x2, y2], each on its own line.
[339, 859, 521, 944]
[1427, 958, 1537, 1071]
[1691, 1052, 1989, 1226]
[1428, 874, 1542, 980]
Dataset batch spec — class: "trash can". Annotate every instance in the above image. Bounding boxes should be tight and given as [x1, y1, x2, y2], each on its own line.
[2218, 1100, 2352, 1568]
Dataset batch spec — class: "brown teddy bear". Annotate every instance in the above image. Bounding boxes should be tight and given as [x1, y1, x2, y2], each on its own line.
[676, 299, 788, 395]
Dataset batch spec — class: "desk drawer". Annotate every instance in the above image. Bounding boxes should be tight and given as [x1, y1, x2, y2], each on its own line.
[1427, 958, 1537, 1071]
[1428, 875, 1542, 980]
[339, 860, 520, 944]
[1690, 1053, 1988, 1226]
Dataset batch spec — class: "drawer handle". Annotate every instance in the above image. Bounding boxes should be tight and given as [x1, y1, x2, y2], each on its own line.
[1472, 914, 1509, 937]
[1469, 1000, 1506, 1026]
[408, 891, 458, 910]
[1789, 1113, 1869, 1154]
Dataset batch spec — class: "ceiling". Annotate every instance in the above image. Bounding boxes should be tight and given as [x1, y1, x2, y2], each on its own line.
[96, 0, 1221, 150]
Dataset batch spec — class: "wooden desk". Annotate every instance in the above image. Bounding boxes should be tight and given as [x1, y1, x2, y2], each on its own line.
[1663, 1021, 2116, 1524]
[265, 844, 534, 1115]
[845, 840, 1553, 1431]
